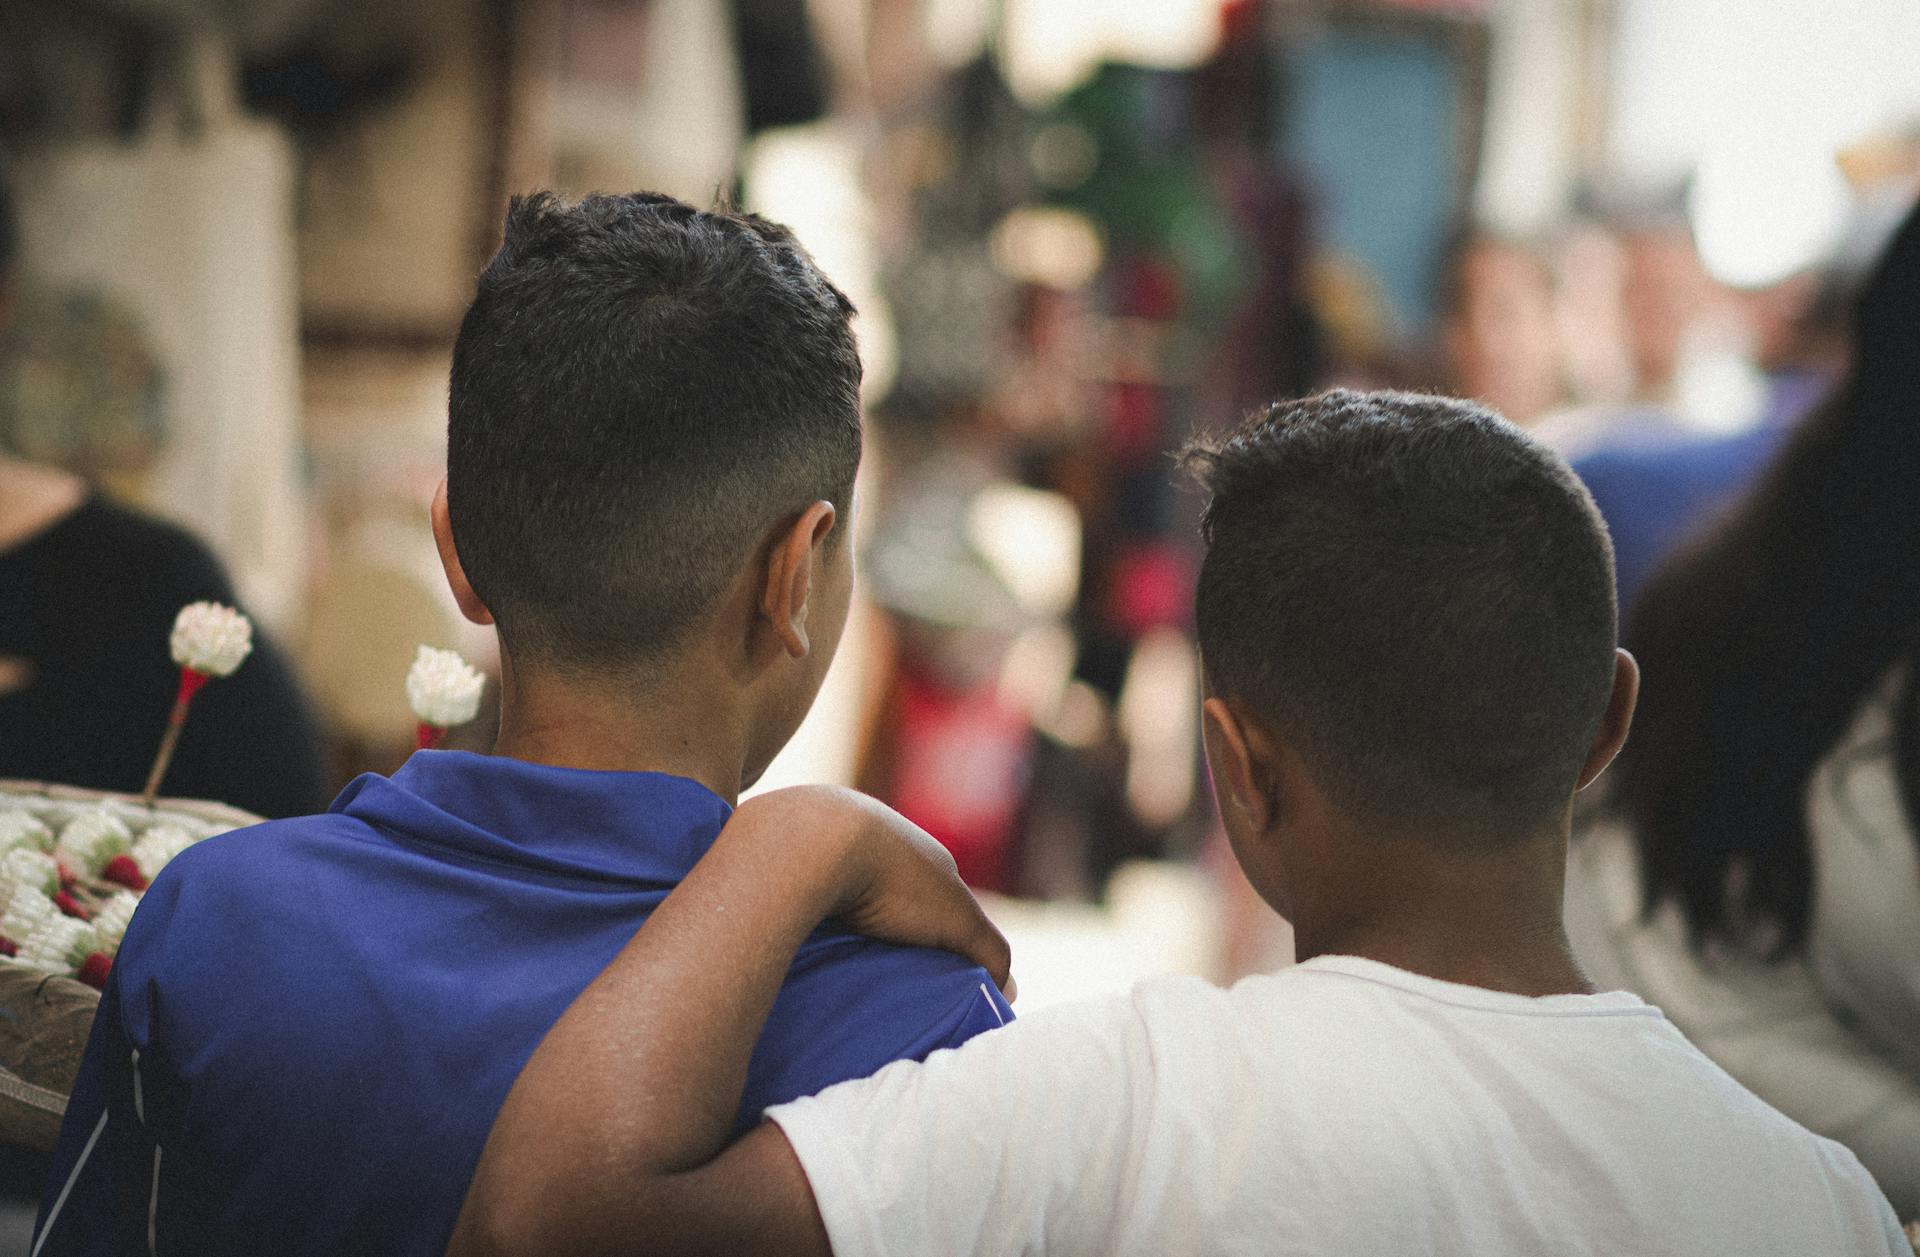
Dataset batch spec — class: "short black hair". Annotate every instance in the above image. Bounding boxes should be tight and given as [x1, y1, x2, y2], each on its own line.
[448, 191, 862, 672]
[1186, 389, 1618, 842]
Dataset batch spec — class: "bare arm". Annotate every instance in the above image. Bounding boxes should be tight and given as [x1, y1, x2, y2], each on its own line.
[446, 786, 1011, 1257]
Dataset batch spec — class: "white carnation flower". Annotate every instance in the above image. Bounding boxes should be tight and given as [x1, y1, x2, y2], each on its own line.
[90, 892, 141, 954]
[0, 812, 52, 855]
[169, 602, 254, 677]
[3, 849, 60, 898]
[406, 646, 486, 729]
[57, 808, 132, 875]
[131, 825, 198, 881]
[0, 882, 55, 944]
[18, 915, 98, 973]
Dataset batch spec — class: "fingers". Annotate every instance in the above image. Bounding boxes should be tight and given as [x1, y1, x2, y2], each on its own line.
[738, 786, 1018, 1002]
[917, 869, 1014, 995]
[947, 910, 1012, 994]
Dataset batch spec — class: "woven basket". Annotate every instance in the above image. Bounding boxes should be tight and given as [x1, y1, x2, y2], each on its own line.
[0, 781, 261, 1150]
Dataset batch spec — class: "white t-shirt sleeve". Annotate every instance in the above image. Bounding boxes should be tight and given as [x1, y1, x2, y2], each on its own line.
[764, 989, 1153, 1257]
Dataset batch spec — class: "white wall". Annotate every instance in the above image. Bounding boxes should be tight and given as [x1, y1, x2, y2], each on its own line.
[1608, 0, 1920, 186]
[1475, 0, 1588, 235]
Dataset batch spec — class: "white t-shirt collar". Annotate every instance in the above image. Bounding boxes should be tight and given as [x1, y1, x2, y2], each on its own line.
[1289, 953, 1665, 1018]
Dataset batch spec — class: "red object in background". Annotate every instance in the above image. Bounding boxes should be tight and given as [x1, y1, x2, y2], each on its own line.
[53, 891, 89, 920]
[1117, 258, 1182, 320]
[101, 855, 148, 892]
[1109, 381, 1164, 461]
[1108, 543, 1194, 638]
[886, 670, 1032, 894]
[1220, 0, 1263, 42]
[78, 952, 112, 991]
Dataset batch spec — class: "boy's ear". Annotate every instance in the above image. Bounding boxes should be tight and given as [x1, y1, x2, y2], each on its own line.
[1576, 648, 1640, 791]
[431, 479, 494, 626]
[761, 501, 838, 659]
[1202, 696, 1275, 835]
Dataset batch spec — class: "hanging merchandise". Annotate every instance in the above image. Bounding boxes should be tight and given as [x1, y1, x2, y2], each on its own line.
[882, 56, 1037, 411]
[730, 0, 828, 133]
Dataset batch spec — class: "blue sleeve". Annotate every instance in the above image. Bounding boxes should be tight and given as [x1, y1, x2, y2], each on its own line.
[33, 968, 160, 1255]
[738, 937, 1013, 1130]
[928, 962, 1014, 1048]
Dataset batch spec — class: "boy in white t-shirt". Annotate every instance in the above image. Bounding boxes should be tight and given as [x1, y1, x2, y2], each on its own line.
[449, 390, 1907, 1256]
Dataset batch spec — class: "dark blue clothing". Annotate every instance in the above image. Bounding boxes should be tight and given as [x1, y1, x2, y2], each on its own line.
[1574, 371, 1829, 616]
[34, 752, 1012, 1255]
[1576, 426, 1786, 615]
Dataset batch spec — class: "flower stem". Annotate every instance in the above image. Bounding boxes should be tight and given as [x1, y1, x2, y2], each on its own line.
[141, 677, 201, 805]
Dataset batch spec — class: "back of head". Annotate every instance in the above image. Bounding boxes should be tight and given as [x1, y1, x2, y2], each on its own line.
[448, 191, 862, 674]
[1188, 389, 1619, 843]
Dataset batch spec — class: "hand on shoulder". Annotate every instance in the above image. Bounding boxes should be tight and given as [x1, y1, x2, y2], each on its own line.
[727, 785, 1014, 999]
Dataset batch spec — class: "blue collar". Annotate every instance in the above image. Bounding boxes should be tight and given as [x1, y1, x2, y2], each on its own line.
[329, 749, 734, 887]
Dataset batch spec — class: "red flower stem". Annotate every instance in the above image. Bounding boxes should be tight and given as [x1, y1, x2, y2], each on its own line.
[141, 668, 207, 805]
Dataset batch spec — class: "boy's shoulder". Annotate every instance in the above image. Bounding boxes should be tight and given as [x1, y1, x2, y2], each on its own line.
[150, 809, 385, 898]
[730, 928, 1015, 1122]
[124, 809, 403, 970]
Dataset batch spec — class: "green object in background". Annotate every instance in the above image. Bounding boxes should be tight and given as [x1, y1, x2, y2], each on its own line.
[1044, 63, 1250, 319]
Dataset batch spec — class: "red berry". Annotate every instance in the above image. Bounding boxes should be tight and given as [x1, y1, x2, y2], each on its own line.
[53, 891, 90, 920]
[77, 953, 112, 990]
[0, 937, 16, 958]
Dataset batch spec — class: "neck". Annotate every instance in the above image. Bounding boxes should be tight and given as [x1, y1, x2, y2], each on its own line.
[489, 649, 755, 804]
[0, 458, 86, 551]
[1290, 825, 1591, 998]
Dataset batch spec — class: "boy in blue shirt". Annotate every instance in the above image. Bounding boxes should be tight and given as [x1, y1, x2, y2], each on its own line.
[35, 192, 1011, 1256]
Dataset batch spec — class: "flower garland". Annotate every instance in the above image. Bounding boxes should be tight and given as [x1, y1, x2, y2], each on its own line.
[0, 799, 232, 988]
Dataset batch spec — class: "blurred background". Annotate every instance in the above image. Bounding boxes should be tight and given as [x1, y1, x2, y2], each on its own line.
[4, 0, 1920, 1013]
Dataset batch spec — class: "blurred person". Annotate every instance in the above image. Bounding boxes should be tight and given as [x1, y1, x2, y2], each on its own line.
[1438, 229, 1564, 427]
[1551, 220, 1636, 407]
[1619, 216, 1723, 405]
[1565, 196, 1920, 1218]
[0, 166, 328, 819]
[855, 412, 1036, 892]
[450, 391, 1903, 1257]
[1572, 259, 1851, 615]
[1530, 209, 1746, 460]
[1569, 197, 1870, 615]
[34, 193, 1011, 1257]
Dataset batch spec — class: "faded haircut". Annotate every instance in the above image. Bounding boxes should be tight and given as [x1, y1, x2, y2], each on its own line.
[1186, 389, 1618, 842]
[447, 191, 862, 673]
